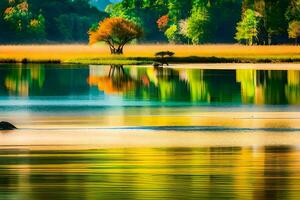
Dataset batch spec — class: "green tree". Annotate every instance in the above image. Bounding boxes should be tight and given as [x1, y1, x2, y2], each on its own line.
[28, 14, 46, 40]
[264, 0, 290, 44]
[1, 0, 105, 43]
[4, 1, 31, 33]
[286, 0, 300, 21]
[167, 0, 191, 24]
[3, 1, 46, 41]
[164, 24, 180, 43]
[288, 20, 300, 44]
[186, 7, 209, 44]
[235, 9, 261, 45]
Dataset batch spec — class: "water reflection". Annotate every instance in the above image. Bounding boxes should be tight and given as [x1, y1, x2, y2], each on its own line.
[4, 65, 45, 96]
[88, 65, 135, 94]
[0, 64, 299, 105]
[0, 146, 299, 200]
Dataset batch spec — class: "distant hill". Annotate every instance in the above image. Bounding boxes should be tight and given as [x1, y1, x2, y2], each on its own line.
[89, 0, 117, 11]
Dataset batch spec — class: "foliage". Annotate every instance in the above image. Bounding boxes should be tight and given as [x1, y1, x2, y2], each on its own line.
[186, 7, 209, 44]
[0, 0, 106, 43]
[155, 51, 175, 57]
[89, 17, 143, 54]
[3, 0, 46, 40]
[164, 25, 180, 43]
[235, 9, 261, 45]
[286, 0, 300, 21]
[28, 14, 46, 39]
[105, 0, 166, 42]
[178, 19, 188, 37]
[288, 20, 300, 43]
[286, 1, 300, 45]
[157, 15, 169, 31]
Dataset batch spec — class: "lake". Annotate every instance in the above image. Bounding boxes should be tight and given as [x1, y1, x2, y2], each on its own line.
[0, 63, 300, 199]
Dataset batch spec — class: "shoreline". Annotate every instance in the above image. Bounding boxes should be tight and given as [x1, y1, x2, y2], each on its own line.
[2, 62, 300, 70]
[1, 56, 300, 65]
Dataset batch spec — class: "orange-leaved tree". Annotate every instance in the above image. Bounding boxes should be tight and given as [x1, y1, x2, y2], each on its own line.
[157, 15, 169, 31]
[89, 17, 143, 54]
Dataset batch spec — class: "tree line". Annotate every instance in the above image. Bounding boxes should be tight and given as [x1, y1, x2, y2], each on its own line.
[106, 0, 300, 45]
[1, 0, 300, 44]
[0, 0, 106, 43]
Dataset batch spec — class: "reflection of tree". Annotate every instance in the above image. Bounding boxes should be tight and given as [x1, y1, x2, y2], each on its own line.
[4, 65, 45, 96]
[237, 70, 296, 105]
[186, 69, 210, 102]
[236, 70, 256, 103]
[254, 146, 292, 200]
[140, 67, 191, 102]
[88, 65, 135, 94]
[260, 71, 287, 104]
[285, 71, 300, 104]
[204, 70, 241, 103]
[153, 67, 186, 102]
[88, 65, 299, 105]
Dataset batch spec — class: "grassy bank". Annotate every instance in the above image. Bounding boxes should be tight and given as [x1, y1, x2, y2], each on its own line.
[1, 44, 300, 65]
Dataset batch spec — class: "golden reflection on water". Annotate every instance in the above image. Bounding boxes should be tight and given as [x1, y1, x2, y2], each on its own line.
[0, 146, 299, 200]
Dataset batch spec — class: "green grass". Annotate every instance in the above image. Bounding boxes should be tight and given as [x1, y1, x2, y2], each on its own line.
[2, 56, 300, 65]
[65, 57, 153, 65]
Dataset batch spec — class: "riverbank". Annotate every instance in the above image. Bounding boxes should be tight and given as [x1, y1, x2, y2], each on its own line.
[1, 44, 300, 65]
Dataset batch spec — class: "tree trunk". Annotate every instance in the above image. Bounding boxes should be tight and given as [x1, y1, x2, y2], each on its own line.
[110, 46, 123, 55]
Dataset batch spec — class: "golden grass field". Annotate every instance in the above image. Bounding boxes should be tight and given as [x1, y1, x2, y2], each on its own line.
[0, 44, 300, 64]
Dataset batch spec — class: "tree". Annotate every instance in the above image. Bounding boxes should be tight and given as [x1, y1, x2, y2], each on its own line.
[89, 17, 143, 54]
[3, 0, 46, 41]
[235, 9, 261, 45]
[286, 0, 300, 22]
[186, 7, 209, 44]
[0, 0, 105, 43]
[164, 24, 179, 43]
[263, 0, 290, 44]
[286, 0, 300, 45]
[178, 19, 189, 43]
[106, 0, 167, 42]
[288, 20, 300, 44]
[157, 15, 169, 31]
[28, 14, 46, 40]
[4, 1, 31, 33]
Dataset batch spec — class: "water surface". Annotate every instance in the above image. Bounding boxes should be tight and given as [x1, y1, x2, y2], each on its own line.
[0, 63, 299, 128]
[0, 64, 300, 200]
[0, 146, 300, 200]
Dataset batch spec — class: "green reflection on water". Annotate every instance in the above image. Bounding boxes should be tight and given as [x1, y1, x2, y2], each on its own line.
[0, 146, 299, 200]
[0, 64, 299, 105]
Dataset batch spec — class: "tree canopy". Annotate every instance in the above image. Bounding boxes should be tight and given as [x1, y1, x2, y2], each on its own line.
[235, 9, 261, 45]
[89, 17, 143, 54]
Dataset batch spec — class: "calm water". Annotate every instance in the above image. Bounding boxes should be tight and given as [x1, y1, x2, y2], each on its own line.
[0, 64, 299, 109]
[0, 64, 300, 199]
[0, 147, 300, 200]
